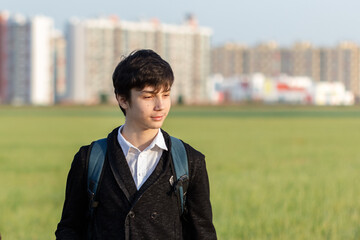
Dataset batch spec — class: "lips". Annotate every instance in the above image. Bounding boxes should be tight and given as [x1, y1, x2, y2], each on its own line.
[151, 115, 164, 121]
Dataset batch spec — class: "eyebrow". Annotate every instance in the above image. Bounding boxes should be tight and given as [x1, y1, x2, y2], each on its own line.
[141, 90, 156, 94]
[140, 89, 170, 94]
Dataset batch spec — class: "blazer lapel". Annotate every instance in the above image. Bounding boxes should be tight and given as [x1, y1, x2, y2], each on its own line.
[107, 128, 138, 202]
[133, 130, 172, 201]
[106, 127, 173, 204]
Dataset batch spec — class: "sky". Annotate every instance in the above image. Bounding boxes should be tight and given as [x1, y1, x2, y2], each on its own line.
[3, 0, 360, 47]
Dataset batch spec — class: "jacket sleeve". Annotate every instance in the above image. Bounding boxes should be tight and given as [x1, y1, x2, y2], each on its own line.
[55, 146, 89, 240]
[183, 146, 217, 240]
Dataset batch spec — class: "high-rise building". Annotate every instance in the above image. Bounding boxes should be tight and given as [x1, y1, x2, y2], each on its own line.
[3, 12, 55, 105]
[159, 15, 212, 103]
[0, 11, 9, 103]
[51, 30, 67, 103]
[249, 41, 281, 76]
[30, 16, 54, 105]
[211, 43, 249, 78]
[66, 18, 115, 103]
[280, 48, 293, 76]
[291, 42, 320, 82]
[320, 42, 360, 98]
[114, 18, 158, 56]
[7, 14, 31, 105]
[212, 41, 360, 100]
[66, 15, 212, 104]
[320, 47, 340, 84]
[212, 42, 282, 78]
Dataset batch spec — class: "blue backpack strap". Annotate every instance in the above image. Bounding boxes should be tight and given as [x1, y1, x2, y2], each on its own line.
[87, 138, 107, 215]
[170, 136, 189, 214]
[87, 136, 188, 216]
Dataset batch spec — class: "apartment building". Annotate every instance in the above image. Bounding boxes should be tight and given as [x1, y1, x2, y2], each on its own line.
[1, 12, 55, 105]
[52, 30, 67, 103]
[66, 15, 212, 104]
[291, 42, 320, 82]
[319, 42, 360, 97]
[66, 18, 115, 103]
[6, 14, 31, 104]
[249, 41, 281, 76]
[30, 16, 54, 105]
[212, 41, 360, 99]
[211, 43, 249, 78]
[0, 11, 9, 103]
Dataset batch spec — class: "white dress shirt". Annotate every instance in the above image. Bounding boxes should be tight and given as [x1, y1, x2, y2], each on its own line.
[117, 126, 168, 190]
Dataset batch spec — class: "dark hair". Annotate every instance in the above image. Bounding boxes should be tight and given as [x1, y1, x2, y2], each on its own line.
[112, 49, 174, 115]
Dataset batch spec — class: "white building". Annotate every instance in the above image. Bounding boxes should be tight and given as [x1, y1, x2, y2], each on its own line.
[30, 16, 54, 105]
[208, 73, 354, 105]
[314, 82, 354, 105]
[66, 18, 115, 103]
[66, 15, 212, 104]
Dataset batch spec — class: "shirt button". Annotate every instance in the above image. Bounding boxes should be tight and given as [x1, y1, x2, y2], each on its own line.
[128, 211, 135, 218]
[151, 212, 158, 219]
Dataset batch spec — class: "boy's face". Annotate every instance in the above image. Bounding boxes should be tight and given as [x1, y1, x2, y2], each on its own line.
[117, 85, 171, 132]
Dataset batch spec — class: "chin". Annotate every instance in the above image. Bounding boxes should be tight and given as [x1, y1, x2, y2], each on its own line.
[150, 122, 164, 129]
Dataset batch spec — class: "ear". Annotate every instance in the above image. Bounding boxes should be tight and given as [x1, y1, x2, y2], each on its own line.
[116, 94, 129, 110]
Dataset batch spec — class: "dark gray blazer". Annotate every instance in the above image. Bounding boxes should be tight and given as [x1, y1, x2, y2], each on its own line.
[56, 127, 217, 240]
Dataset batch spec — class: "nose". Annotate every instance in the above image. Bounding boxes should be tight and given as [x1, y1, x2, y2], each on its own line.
[154, 97, 165, 111]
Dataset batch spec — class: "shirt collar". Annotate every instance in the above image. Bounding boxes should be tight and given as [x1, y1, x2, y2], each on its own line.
[117, 126, 168, 156]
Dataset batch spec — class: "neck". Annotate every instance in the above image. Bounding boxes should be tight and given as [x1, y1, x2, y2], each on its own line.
[121, 124, 159, 151]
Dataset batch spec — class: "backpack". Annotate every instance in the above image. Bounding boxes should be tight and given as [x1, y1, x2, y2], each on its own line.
[87, 136, 189, 218]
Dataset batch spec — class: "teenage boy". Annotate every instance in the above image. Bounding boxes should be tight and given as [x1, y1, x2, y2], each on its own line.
[56, 49, 217, 239]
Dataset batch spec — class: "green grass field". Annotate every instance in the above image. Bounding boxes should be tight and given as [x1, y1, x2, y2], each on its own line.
[1, 105, 360, 239]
